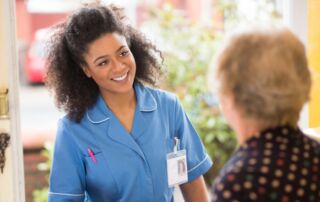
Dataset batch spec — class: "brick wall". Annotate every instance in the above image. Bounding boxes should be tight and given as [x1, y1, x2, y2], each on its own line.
[24, 147, 49, 202]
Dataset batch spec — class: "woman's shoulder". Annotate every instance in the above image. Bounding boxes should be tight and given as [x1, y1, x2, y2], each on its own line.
[59, 114, 79, 126]
[57, 115, 87, 134]
[55, 115, 93, 147]
[53, 116, 80, 148]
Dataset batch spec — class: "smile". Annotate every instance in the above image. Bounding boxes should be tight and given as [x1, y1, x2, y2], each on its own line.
[112, 72, 128, 81]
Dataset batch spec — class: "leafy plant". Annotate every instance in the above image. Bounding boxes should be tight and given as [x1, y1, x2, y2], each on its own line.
[141, 4, 237, 184]
[141, 0, 279, 184]
[32, 143, 53, 202]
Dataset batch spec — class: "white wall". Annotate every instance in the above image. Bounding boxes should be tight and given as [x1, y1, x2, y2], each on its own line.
[279, 0, 309, 129]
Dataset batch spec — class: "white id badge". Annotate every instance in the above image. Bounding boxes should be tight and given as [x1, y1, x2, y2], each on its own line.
[167, 148, 188, 187]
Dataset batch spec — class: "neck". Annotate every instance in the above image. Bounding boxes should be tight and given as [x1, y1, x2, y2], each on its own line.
[234, 117, 269, 145]
[102, 89, 136, 113]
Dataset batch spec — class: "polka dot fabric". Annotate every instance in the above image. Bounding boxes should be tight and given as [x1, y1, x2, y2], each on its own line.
[211, 126, 320, 202]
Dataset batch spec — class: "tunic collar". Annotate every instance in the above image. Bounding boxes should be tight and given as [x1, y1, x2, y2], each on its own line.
[86, 83, 157, 124]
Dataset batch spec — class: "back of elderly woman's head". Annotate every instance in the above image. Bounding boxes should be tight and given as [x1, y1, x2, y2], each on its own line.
[216, 28, 311, 127]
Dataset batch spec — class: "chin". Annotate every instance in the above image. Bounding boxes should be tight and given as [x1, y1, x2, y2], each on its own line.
[113, 83, 134, 94]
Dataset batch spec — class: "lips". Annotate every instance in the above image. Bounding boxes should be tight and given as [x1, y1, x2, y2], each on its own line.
[112, 71, 128, 81]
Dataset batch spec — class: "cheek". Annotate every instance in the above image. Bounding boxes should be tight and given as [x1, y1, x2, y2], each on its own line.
[220, 103, 230, 120]
[132, 63, 137, 73]
[219, 96, 234, 123]
[129, 58, 137, 75]
[130, 57, 136, 69]
[91, 69, 111, 82]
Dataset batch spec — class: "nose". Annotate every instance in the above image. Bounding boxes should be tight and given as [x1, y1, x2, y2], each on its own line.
[113, 59, 125, 72]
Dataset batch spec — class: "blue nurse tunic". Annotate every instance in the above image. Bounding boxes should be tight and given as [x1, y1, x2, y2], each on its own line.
[48, 83, 212, 202]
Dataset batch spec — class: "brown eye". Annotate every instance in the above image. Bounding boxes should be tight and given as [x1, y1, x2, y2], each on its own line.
[119, 50, 129, 57]
[98, 59, 109, 66]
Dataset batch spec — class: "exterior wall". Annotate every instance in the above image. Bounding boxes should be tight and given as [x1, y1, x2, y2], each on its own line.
[15, 0, 67, 84]
[307, 0, 320, 127]
[16, 0, 31, 43]
[15, 0, 67, 45]
[30, 13, 67, 39]
[24, 148, 48, 202]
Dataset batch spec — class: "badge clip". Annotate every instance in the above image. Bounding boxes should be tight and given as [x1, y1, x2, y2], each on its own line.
[174, 137, 179, 153]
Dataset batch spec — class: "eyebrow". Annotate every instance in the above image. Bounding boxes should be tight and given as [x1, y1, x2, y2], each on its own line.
[93, 45, 127, 64]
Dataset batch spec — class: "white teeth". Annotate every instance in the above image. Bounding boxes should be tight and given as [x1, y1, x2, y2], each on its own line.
[113, 72, 127, 81]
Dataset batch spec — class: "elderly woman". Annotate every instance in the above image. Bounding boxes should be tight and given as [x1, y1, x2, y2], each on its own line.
[211, 28, 320, 202]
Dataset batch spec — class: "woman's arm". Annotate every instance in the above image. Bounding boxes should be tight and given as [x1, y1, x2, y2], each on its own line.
[180, 176, 209, 202]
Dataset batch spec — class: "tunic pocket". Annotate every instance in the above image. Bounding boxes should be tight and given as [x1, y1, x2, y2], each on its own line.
[84, 151, 119, 200]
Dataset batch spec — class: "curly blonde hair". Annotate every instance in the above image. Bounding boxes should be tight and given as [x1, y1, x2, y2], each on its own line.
[215, 28, 311, 127]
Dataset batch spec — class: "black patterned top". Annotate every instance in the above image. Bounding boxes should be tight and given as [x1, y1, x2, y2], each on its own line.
[211, 125, 320, 202]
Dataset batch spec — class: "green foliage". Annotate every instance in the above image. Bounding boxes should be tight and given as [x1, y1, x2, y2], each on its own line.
[141, 0, 280, 184]
[217, 0, 281, 30]
[32, 143, 53, 202]
[141, 4, 237, 184]
[33, 188, 49, 202]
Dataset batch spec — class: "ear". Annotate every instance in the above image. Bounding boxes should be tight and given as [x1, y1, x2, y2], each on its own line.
[82, 66, 91, 78]
[218, 93, 235, 120]
[222, 94, 234, 111]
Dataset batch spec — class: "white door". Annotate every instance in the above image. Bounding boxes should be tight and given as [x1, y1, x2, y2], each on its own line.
[0, 0, 25, 201]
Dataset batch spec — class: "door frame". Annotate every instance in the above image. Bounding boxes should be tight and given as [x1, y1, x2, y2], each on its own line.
[0, 0, 25, 201]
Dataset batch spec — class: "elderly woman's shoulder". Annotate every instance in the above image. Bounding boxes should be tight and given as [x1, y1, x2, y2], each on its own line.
[302, 131, 320, 153]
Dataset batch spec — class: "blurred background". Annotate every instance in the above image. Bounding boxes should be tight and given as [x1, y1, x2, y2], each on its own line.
[15, 0, 319, 201]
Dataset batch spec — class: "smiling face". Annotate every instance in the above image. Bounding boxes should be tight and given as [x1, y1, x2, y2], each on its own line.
[83, 32, 136, 98]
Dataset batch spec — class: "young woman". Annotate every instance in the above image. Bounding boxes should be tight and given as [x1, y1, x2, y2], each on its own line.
[46, 3, 212, 202]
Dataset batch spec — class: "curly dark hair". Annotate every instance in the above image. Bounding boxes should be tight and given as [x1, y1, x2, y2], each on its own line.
[46, 3, 163, 122]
